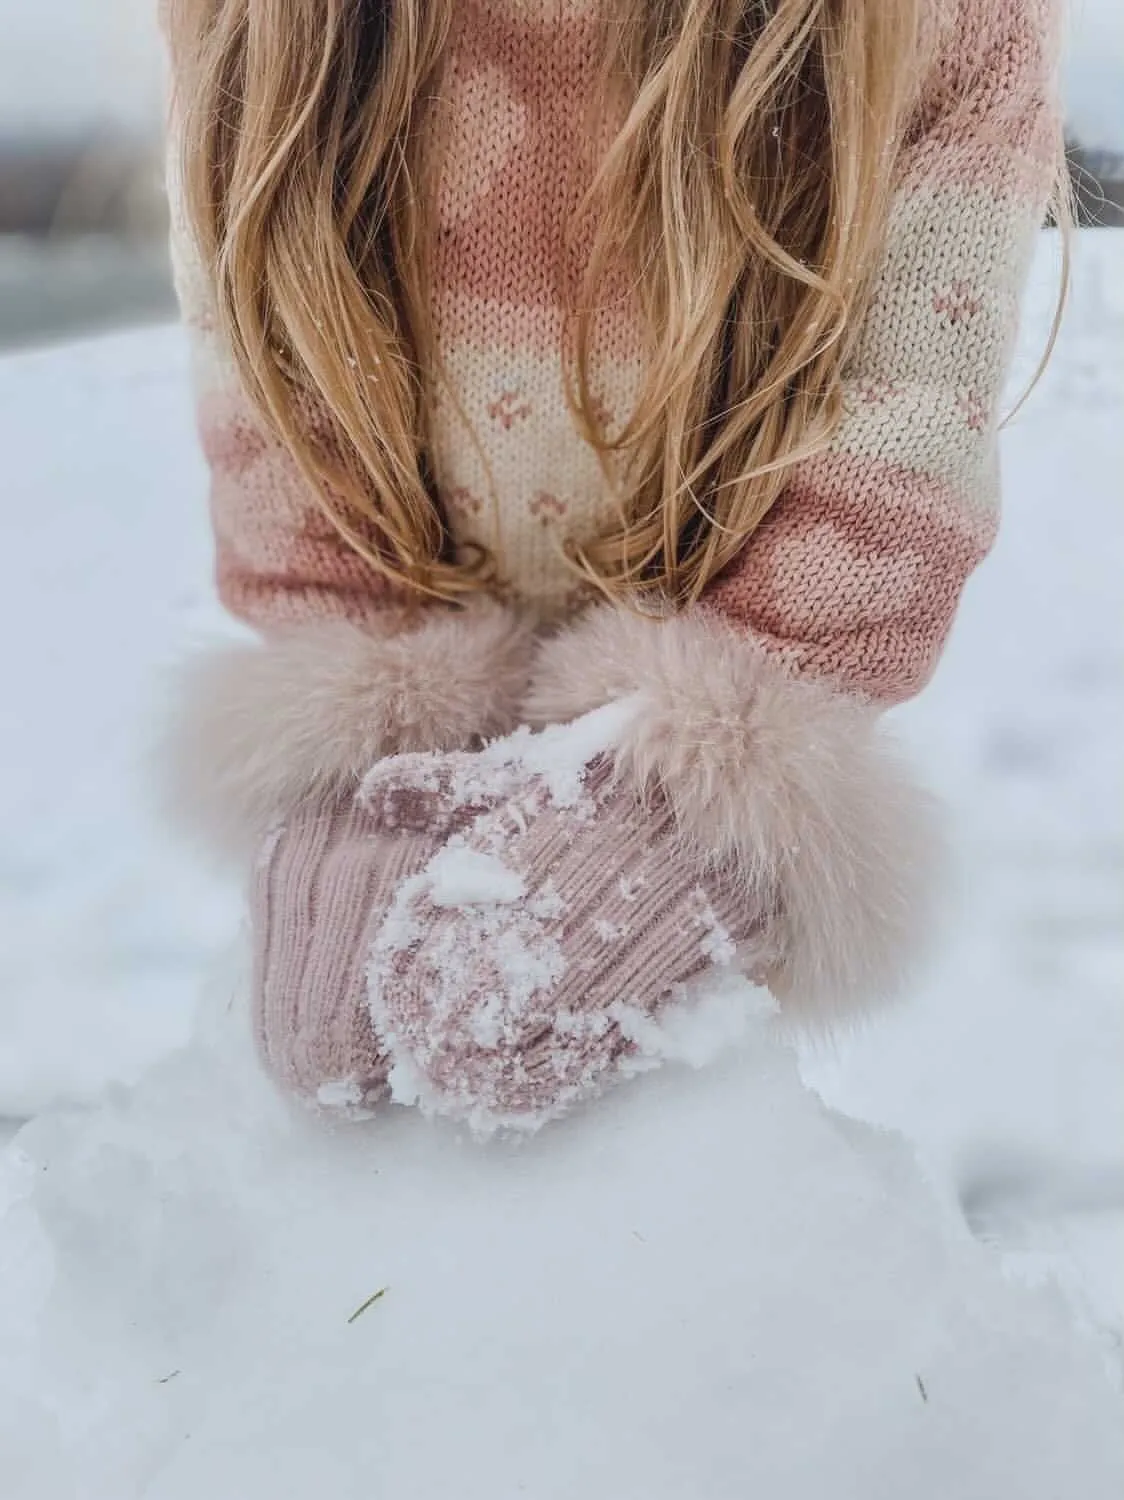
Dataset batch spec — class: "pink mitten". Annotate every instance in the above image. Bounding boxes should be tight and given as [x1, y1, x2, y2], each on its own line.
[366, 749, 777, 1132]
[252, 767, 503, 1113]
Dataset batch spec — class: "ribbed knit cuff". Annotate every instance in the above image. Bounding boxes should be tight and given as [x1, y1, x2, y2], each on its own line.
[253, 793, 446, 1112]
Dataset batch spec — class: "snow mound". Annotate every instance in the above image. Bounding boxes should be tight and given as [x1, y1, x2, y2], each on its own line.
[1, 973, 1119, 1499]
[0, 233, 1121, 1493]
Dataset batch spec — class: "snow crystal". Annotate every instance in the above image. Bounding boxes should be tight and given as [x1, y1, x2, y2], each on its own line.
[382, 1050, 431, 1112]
[552, 1006, 614, 1042]
[357, 698, 636, 856]
[593, 917, 628, 942]
[448, 700, 638, 813]
[358, 746, 517, 817]
[508, 697, 641, 805]
[688, 886, 740, 966]
[529, 884, 565, 921]
[367, 871, 427, 954]
[367, 850, 570, 1131]
[467, 996, 507, 1049]
[425, 843, 526, 908]
[492, 923, 568, 1001]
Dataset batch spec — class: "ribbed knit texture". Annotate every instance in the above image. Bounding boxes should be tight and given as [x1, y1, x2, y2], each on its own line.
[252, 773, 506, 1109]
[169, 0, 1061, 702]
[366, 752, 776, 1131]
[251, 796, 437, 1112]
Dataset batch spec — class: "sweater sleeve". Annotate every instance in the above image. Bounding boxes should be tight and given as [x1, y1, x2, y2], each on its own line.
[523, 0, 1062, 1020]
[698, 0, 1063, 704]
[168, 137, 406, 636]
[162, 127, 533, 864]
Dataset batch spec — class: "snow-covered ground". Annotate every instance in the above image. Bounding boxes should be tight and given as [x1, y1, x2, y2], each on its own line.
[0, 231, 1121, 1493]
[805, 232, 1124, 1337]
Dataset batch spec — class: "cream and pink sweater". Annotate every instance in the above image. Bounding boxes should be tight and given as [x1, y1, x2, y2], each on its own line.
[168, 0, 1061, 1011]
[172, 0, 1060, 702]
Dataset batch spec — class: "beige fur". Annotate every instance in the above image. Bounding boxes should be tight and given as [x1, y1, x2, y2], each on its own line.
[526, 606, 944, 1024]
[161, 601, 535, 866]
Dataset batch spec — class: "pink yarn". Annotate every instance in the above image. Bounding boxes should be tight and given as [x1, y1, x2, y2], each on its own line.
[171, 0, 1061, 704]
[251, 793, 439, 1114]
[366, 752, 777, 1132]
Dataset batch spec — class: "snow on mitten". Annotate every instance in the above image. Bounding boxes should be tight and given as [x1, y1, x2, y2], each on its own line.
[252, 767, 503, 1115]
[365, 745, 778, 1133]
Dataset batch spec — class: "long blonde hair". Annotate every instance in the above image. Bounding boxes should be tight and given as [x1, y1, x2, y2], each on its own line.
[168, 0, 925, 606]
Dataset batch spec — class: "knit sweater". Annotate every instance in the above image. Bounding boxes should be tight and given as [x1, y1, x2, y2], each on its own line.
[166, 0, 1062, 1014]
[170, 0, 1061, 701]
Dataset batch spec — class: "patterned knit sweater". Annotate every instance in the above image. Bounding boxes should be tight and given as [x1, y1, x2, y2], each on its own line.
[164, 0, 1065, 1024]
[170, 0, 1062, 709]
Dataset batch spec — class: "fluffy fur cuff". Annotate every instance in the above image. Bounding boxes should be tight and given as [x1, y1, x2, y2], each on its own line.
[161, 600, 535, 866]
[524, 606, 944, 1025]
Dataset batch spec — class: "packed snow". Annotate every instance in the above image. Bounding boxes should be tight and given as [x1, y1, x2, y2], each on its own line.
[0, 232, 1121, 1493]
[3, 985, 1122, 1499]
[424, 844, 528, 907]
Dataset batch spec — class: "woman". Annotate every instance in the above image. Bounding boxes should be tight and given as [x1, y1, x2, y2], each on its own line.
[163, 0, 1064, 1130]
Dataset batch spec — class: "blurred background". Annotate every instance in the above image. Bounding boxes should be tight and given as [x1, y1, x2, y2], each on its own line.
[0, 0, 1121, 353]
[0, 0, 170, 350]
[0, 0, 1120, 1361]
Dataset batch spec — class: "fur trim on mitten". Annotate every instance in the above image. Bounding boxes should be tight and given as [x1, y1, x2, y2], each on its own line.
[160, 599, 535, 865]
[524, 606, 944, 1025]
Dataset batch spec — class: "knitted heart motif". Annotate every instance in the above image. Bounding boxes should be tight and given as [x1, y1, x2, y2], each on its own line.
[763, 521, 927, 631]
[436, 62, 528, 229]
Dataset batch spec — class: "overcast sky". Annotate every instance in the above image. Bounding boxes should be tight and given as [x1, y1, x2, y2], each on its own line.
[0, 0, 1119, 149]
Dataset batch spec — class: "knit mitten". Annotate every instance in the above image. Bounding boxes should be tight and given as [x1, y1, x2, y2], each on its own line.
[365, 747, 778, 1133]
[251, 770, 499, 1114]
